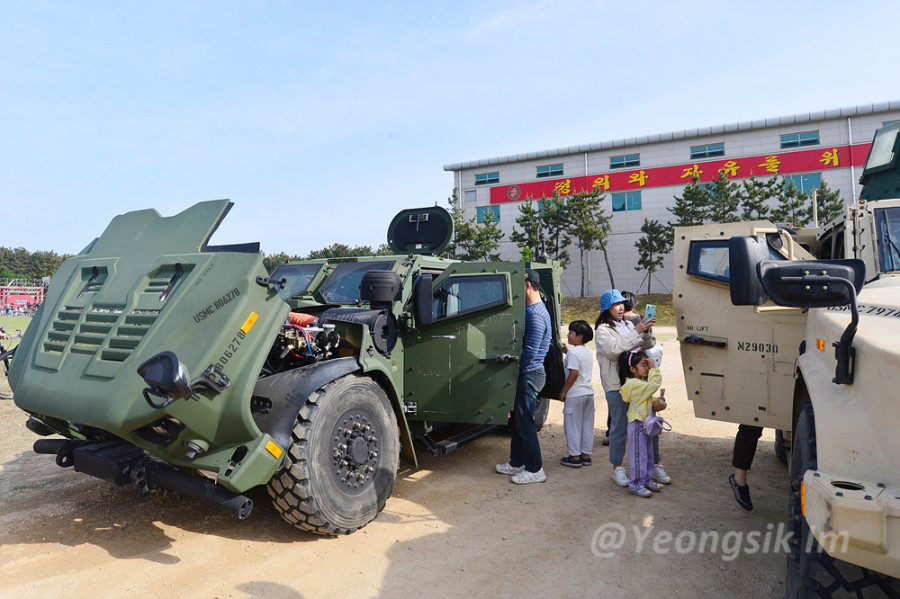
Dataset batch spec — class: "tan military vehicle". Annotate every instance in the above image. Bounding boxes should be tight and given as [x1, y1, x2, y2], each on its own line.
[674, 121, 900, 597]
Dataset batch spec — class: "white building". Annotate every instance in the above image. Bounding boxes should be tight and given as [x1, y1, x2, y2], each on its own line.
[444, 100, 900, 297]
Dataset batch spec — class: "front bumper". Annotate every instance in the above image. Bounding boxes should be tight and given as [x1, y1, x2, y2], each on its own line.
[804, 470, 900, 577]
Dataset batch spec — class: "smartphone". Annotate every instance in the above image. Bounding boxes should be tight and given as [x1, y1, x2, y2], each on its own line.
[644, 304, 657, 321]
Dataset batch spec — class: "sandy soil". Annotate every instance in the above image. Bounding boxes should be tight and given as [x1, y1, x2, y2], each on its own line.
[0, 328, 790, 599]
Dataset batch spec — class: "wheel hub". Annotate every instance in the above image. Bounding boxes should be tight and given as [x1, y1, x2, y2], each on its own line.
[330, 410, 379, 493]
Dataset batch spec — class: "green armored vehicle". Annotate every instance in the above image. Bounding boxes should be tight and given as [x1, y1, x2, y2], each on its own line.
[9, 202, 563, 534]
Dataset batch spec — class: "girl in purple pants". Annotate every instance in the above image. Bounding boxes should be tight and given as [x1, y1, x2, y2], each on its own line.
[618, 350, 667, 498]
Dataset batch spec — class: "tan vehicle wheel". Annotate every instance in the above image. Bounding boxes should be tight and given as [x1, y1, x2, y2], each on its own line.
[786, 403, 900, 597]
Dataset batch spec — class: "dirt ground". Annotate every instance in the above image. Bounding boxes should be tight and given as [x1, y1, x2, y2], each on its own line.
[0, 328, 791, 599]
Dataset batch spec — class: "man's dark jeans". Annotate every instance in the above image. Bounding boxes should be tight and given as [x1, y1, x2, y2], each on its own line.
[509, 366, 546, 473]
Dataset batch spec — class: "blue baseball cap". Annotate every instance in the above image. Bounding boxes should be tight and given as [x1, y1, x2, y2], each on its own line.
[600, 289, 626, 315]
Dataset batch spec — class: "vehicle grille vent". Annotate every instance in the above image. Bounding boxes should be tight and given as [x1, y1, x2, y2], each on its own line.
[41, 304, 159, 363]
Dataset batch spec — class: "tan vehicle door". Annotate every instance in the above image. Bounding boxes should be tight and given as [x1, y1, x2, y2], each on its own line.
[673, 222, 813, 430]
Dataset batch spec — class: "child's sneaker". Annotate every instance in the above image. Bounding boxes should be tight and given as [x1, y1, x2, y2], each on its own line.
[560, 456, 582, 468]
[653, 464, 672, 484]
[629, 487, 652, 498]
[511, 468, 547, 484]
[496, 462, 525, 475]
[581, 456, 592, 466]
[612, 466, 628, 487]
[645, 481, 663, 492]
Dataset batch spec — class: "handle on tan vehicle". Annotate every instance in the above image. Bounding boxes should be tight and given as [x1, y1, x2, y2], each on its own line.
[683, 335, 726, 348]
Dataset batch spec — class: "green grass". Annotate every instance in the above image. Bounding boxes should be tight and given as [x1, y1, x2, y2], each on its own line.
[561, 293, 674, 327]
[0, 315, 32, 346]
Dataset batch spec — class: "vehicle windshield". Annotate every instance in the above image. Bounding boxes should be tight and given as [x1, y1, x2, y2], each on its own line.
[875, 206, 900, 273]
[318, 261, 395, 304]
[269, 263, 324, 300]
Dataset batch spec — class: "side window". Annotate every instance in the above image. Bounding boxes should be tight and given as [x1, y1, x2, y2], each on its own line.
[688, 238, 787, 284]
[432, 274, 508, 320]
[688, 240, 731, 283]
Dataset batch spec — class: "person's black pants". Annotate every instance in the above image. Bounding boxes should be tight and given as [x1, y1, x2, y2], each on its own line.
[732, 424, 763, 470]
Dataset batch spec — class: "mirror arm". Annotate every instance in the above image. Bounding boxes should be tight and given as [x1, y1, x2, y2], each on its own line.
[833, 282, 858, 385]
[143, 388, 179, 410]
[781, 274, 858, 385]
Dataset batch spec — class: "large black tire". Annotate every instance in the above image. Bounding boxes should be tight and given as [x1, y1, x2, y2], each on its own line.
[267, 374, 400, 535]
[786, 403, 900, 597]
[775, 429, 789, 466]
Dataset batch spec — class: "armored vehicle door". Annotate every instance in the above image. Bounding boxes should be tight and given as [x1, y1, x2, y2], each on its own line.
[673, 222, 813, 430]
[402, 263, 523, 425]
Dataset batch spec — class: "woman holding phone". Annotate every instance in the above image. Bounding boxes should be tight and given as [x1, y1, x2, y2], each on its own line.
[594, 289, 672, 487]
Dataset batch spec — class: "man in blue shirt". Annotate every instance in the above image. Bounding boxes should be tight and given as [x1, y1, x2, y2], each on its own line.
[496, 269, 551, 484]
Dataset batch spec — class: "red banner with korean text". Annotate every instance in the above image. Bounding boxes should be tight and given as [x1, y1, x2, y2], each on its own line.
[490, 143, 871, 204]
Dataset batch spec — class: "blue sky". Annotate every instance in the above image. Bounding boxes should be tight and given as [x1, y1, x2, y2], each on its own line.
[2, 0, 899, 256]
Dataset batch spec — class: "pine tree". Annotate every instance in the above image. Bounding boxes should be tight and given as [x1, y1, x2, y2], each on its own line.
[705, 169, 741, 223]
[566, 189, 611, 296]
[538, 194, 572, 267]
[739, 175, 773, 221]
[509, 198, 542, 261]
[803, 180, 845, 226]
[634, 219, 668, 294]
[664, 175, 708, 253]
[457, 206, 503, 262]
[772, 179, 809, 228]
[444, 189, 474, 259]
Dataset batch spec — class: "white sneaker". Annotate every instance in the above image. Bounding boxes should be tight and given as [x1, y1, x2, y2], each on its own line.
[612, 466, 628, 487]
[653, 464, 672, 484]
[511, 468, 547, 484]
[496, 462, 526, 475]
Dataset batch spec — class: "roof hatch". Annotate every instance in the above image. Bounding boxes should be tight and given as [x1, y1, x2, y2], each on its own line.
[386, 206, 453, 255]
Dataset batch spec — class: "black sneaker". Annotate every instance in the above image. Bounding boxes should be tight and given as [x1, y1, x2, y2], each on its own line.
[729, 474, 753, 511]
[560, 456, 582, 468]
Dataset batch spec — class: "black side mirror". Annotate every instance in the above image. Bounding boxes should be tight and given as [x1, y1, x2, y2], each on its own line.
[412, 274, 433, 327]
[137, 351, 192, 409]
[728, 236, 770, 306]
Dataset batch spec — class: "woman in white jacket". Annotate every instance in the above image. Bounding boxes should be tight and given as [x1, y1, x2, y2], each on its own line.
[594, 289, 671, 487]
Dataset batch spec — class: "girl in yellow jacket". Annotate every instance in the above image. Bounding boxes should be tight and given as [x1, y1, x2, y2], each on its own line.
[618, 349, 667, 498]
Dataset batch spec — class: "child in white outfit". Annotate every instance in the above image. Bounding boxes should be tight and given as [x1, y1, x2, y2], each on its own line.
[559, 320, 595, 468]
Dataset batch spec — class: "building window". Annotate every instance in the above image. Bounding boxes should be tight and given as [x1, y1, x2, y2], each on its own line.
[785, 173, 822, 194]
[464, 190, 477, 203]
[475, 172, 499, 185]
[611, 191, 641, 212]
[690, 142, 725, 159]
[536, 163, 563, 178]
[610, 154, 640, 169]
[780, 131, 819, 148]
[476, 206, 499, 223]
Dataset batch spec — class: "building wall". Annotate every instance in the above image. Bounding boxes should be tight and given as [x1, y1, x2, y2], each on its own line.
[446, 102, 900, 297]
